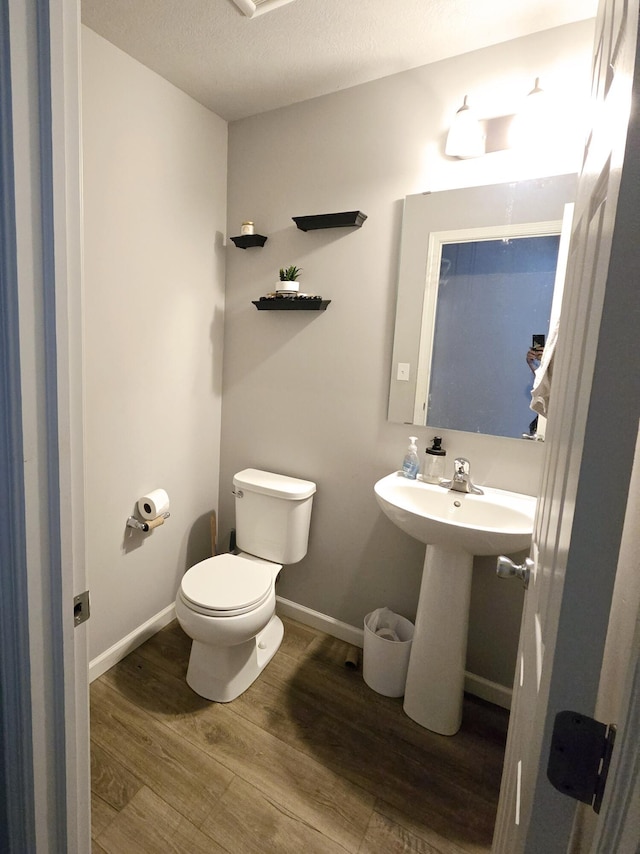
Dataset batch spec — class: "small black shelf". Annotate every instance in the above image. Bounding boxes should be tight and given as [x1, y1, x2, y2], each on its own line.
[252, 299, 331, 311]
[292, 211, 367, 231]
[230, 234, 268, 249]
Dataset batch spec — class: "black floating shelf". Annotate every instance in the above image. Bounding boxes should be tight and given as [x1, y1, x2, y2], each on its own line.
[252, 299, 331, 311]
[292, 211, 367, 231]
[230, 234, 268, 249]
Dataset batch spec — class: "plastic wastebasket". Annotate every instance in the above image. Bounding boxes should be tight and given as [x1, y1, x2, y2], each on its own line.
[363, 607, 414, 698]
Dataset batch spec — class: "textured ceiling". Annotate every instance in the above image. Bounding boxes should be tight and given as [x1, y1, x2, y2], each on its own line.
[81, 0, 598, 122]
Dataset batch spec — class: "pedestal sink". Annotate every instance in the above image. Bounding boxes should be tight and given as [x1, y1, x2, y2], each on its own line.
[374, 472, 536, 735]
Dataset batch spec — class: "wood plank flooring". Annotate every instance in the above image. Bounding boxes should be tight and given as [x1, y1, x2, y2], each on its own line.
[91, 616, 509, 853]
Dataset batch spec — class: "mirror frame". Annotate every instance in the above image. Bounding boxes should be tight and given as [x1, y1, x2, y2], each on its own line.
[387, 174, 577, 432]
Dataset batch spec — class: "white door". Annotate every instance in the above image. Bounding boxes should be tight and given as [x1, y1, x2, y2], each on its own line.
[494, 0, 640, 850]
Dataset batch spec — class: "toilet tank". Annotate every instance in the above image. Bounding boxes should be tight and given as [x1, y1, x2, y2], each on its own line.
[233, 469, 316, 564]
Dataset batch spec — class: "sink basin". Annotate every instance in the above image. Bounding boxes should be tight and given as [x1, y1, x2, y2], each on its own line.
[374, 472, 536, 555]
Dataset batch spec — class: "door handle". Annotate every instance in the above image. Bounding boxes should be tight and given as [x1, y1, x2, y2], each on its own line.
[496, 555, 533, 589]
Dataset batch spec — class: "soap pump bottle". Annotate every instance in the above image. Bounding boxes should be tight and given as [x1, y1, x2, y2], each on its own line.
[423, 436, 446, 483]
[401, 436, 420, 479]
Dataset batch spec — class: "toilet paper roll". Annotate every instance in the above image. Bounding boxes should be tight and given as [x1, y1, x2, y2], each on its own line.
[144, 515, 166, 531]
[138, 488, 170, 520]
[375, 628, 400, 642]
[344, 646, 360, 670]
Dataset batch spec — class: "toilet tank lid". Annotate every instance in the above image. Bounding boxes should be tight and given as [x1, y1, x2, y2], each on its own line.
[233, 468, 316, 500]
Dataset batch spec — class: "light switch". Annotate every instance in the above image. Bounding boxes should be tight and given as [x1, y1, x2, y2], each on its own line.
[397, 362, 410, 381]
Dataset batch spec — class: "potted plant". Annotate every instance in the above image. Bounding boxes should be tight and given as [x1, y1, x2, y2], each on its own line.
[277, 265, 302, 293]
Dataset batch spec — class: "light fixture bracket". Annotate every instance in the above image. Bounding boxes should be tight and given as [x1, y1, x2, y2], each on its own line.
[231, 0, 298, 18]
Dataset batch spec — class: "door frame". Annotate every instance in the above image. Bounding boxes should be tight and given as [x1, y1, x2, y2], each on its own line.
[0, 0, 37, 847]
[591, 590, 640, 852]
[1, 0, 89, 850]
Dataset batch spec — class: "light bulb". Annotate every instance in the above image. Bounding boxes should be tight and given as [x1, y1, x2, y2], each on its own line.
[510, 78, 547, 150]
[445, 96, 486, 159]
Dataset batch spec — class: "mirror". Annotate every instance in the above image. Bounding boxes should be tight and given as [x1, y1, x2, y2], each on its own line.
[387, 174, 577, 438]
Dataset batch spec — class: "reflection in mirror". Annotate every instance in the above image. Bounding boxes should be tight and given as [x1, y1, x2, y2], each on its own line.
[387, 175, 577, 439]
[418, 230, 560, 438]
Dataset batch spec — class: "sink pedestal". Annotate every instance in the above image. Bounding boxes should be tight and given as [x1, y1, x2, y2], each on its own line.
[403, 545, 473, 736]
[374, 472, 535, 735]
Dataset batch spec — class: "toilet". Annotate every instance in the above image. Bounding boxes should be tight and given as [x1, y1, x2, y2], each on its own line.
[175, 468, 316, 702]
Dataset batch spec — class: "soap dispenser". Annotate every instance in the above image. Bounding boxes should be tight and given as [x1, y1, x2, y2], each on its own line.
[401, 436, 420, 479]
[423, 436, 446, 483]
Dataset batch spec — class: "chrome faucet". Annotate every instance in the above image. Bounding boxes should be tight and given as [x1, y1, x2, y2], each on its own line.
[441, 457, 484, 495]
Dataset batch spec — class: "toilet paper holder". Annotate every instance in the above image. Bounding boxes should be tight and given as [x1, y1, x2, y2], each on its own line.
[126, 511, 171, 533]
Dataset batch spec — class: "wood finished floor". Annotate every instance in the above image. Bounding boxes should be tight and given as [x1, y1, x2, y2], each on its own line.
[91, 617, 509, 853]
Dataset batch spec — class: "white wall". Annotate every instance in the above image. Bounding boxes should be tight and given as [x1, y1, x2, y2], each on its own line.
[82, 28, 228, 662]
[222, 21, 595, 692]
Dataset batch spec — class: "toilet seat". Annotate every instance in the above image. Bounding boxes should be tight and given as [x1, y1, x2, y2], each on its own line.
[180, 553, 272, 617]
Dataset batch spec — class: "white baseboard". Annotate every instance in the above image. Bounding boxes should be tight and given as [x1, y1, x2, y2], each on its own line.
[89, 596, 513, 710]
[276, 595, 512, 710]
[89, 603, 176, 682]
[464, 671, 512, 710]
[276, 595, 365, 648]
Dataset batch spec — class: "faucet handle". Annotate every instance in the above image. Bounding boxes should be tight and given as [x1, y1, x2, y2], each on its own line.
[454, 457, 470, 476]
[450, 457, 484, 495]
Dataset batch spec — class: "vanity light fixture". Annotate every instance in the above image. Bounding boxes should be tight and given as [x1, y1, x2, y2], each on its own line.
[445, 95, 486, 159]
[509, 77, 547, 149]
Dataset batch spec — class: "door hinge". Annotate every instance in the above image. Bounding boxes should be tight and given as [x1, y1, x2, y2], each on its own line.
[73, 590, 90, 627]
[547, 710, 616, 813]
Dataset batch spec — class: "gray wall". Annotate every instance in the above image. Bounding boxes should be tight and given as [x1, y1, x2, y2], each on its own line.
[82, 28, 228, 662]
[221, 21, 594, 691]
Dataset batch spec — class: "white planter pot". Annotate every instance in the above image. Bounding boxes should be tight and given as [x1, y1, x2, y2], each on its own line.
[276, 281, 300, 293]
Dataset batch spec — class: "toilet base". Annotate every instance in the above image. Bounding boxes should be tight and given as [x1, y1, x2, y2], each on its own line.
[186, 614, 284, 702]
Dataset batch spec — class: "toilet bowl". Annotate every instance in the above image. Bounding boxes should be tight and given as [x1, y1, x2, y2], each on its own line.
[175, 469, 315, 702]
[175, 553, 282, 702]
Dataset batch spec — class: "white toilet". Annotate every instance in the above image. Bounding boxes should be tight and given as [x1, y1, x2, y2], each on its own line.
[175, 468, 316, 702]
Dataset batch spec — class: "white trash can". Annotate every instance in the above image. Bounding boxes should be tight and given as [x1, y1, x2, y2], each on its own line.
[363, 607, 414, 698]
